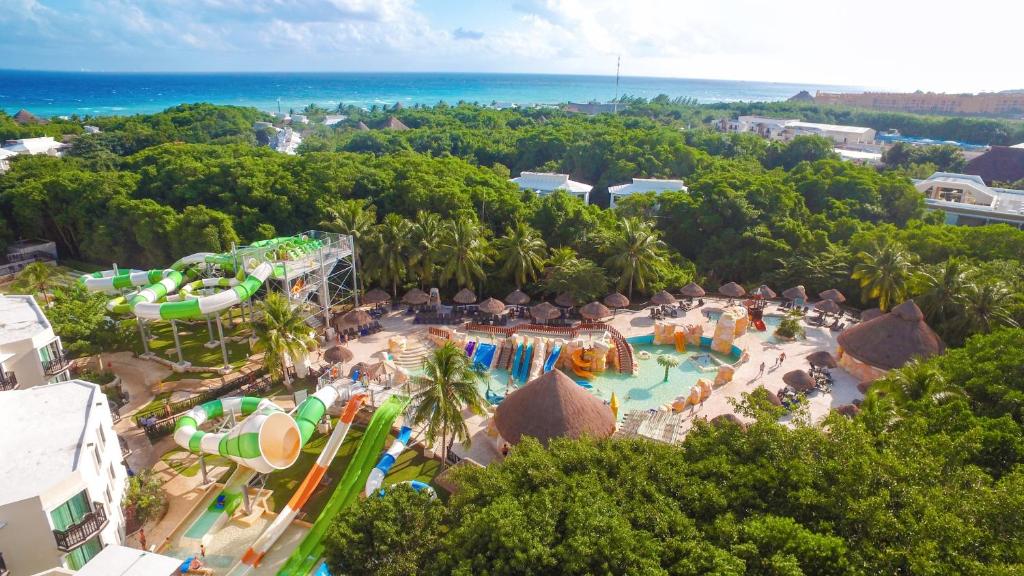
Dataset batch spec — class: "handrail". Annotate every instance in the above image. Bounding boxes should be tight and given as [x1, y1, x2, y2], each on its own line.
[133, 369, 267, 425]
[53, 502, 107, 552]
[0, 370, 17, 391]
[42, 353, 71, 376]
[139, 375, 272, 439]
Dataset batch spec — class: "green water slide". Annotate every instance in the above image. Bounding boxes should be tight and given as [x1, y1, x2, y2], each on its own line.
[277, 395, 411, 576]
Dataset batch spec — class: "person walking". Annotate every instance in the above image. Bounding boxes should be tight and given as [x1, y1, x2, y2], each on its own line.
[779, 352, 786, 365]
[758, 361, 766, 379]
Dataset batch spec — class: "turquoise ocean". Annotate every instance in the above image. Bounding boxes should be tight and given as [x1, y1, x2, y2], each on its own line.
[0, 70, 858, 118]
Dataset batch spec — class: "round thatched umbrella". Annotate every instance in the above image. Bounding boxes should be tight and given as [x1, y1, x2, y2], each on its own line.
[505, 289, 531, 306]
[579, 301, 612, 320]
[680, 282, 705, 298]
[477, 297, 506, 316]
[554, 292, 576, 308]
[453, 288, 477, 305]
[806, 350, 838, 368]
[757, 386, 783, 407]
[719, 282, 746, 298]
[815, 299, 841, 315]
[362, 287, 391, 305]
[752, 285, 776, 299]
[834, 404, 861, 418]
[649, 290, 677, 306]
[530, 301, 561, 323]
[710, 413, 747, 430]
[494, 369, 615, 445]
[324, 345, 353, 364]
[783, 369, 815, 393]
[402, 287, 429, 305]
[335, 308, 373, 329]
[860, 308, 883, 322]
[603, 292, 629, 309]
[782, 285, 808, 301]
[819, 288, 846, 303]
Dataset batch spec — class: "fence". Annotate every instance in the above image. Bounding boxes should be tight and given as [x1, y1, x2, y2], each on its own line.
[138, 373, 271, 439]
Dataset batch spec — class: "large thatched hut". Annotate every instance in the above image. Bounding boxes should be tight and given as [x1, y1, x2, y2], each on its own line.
[493, 369, 615, 447]
[836, 299, 945, 382]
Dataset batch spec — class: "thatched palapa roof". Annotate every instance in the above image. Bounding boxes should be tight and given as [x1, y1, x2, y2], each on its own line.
[783, 285, 807, 300]
[814, 299, 841, 315]
[579, 301, 611, 320]
[752, 285, 776, 298]
[649, 290, 677, 306]
[384, 116, 409, 130]
[505, 289, 531, 306]
[324, 345, 354, 364]
[477, 297, 506, 315]
[834, 404, 861, 418]
[401, 287, 429, 305]
[860, 308, 883, 321]
[757, 386, 783, 407]
[603, 292, 629, 309]
[710, 413, 747, 430]
[806, 350, 838, 368]
[680, 282, 705, 298]
[819, 288, 846, 303]
[783, 369, 815, 392]
[719, 282, 746, 298]
[362, 288, 391, 305]
[453, 288, 477, 304]
[335, 309, 372, 328]
[530, 301, 561, 322]
[836, 300, 945, 371]
[494, 369, 615, 445]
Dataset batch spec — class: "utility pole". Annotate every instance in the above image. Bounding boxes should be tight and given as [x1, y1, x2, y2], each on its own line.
[613, 55, 621, 114]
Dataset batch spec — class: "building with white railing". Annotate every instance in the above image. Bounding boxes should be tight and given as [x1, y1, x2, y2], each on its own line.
[915, 172, 1024, 228]
[511, 172, 593, 204]
[0, 295, 71, 391]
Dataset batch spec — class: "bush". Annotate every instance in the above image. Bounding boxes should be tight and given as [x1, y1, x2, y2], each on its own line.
[774, 313, 806, 339]
[122, 469, 168, 526]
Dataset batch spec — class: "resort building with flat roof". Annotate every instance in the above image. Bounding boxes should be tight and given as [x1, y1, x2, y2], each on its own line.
[914, 172, 1024, 228]
[0, 380, 129, 575]
[718, 116, 876, 146]
[0, 294, 71, 391]
[511, 172, 593, 204]
[607, 178, 688, 208]
[29, 544, 182, 576]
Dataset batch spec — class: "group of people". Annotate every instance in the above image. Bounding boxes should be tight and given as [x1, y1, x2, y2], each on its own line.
[756, 352, 787, 379]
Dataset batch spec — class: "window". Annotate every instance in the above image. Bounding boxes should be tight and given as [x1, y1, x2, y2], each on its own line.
[50, 490, 91, 530]
[97, 426, 106, 453]
[64, 535, 102, 570]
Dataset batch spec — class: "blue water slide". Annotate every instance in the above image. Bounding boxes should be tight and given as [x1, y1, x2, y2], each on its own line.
[520, 344, 534, 383]
[465, 340, 476, 357]
[510, 342, 523, 379]
[543, 344, 562, 373]
[473, 343, 496, 370]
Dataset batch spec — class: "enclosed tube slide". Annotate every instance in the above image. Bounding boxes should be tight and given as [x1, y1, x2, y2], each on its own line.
[135, 261, 273, 320]
[544, 342, 562, 373]
[230, 393, 367, 573]
[364, 425, 412, 496]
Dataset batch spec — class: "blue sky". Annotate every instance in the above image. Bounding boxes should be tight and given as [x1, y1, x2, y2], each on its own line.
[2, 0, 1020, 92]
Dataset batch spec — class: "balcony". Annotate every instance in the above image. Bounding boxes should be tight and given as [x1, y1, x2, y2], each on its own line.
[0, 371, 16, 391]
[53, 502, 107, 552]
[41, 351, 70, 376]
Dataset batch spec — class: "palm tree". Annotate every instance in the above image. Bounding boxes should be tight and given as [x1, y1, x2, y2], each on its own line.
[411, 342, 487, 465]
[252, 292, 316, 391]
[495, 222, 547, 288]
[656, 354, 680, 381]
[439, 218, 489, 292]
[604, 217, 667, 298]
[852, 239, 915, 311]
[371, 214, 413, 298]
[410, 210, 443, 289]
[915, 259, 972, 328]
[320, 199, 376, 291]
[958, 282, 1019, 336]
[869, 359, 964, 409]
[15, 261, 61, 306]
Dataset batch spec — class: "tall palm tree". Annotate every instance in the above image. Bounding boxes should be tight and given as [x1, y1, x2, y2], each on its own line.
[410, 210, 443, 289]
[852, 239, 915, 311]
[495, 222, 547, 288]
[252, 292, 316, 391]
[604, 217, 667, 298]
[439, 218, 489, 291]
[320, 199, 376, 291]
[656, 354, 680, 382]
[371, 214, 414, 298]
[958, 282, 1019, 336]
[15, 261, 61, 306]
[411, 342, 487, 465]
[915, 259, 972, 328]
[868, 359, 964, 410]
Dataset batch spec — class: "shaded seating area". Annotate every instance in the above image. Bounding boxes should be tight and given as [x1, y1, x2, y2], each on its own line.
[333, 308, 382, 340]
[505, 289, 531, 319]
[469, 297, 509, 326]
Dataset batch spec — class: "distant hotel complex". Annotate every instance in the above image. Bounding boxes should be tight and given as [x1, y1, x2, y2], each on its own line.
[814, 91, 1024, 117]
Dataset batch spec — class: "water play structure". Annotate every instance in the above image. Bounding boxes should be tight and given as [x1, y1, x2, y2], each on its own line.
[80, 231, 356, 370]
[364, 425, 413, 496]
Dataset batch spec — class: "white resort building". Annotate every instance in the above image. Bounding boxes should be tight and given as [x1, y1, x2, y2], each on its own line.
[719, 116, 876, 146]
[915, 172, 1024, 228]
[30, 544, 182, 576]
[2, 136, 66, 157]
[511, 172, 593, 204]
[0, 294, 71, 391]
[0, 380, 129, 575]
[607, 178, 688, 208]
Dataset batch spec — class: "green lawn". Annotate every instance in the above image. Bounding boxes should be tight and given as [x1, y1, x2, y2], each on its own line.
[161, 447, 236, 478]
[263, 424, 441, 520]
[136, 315, 253, 370]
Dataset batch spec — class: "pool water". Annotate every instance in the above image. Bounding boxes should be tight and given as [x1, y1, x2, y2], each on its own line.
[704, 310, 782, 342]
[470, 343, 734, 418]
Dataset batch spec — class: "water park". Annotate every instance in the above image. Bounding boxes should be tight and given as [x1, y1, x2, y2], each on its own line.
[81, 233, 887, 575]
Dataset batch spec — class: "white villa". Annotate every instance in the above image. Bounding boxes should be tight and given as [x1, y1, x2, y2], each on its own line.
[511, 172, 593, 204]
[915, 172, 1024, 228]
[720, 116, 876, 146]
[2, 136, 66, 157]
[0, 381, 129, 575]
[0, 148, 15, 173]
[607, 178, 688, 208]
[0, 295, 71, 391]
[272, 127, 302, 155]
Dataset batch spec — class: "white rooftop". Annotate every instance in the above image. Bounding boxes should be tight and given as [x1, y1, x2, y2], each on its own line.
[0, 294, 52, 346]
[510, 172, 592, 193]
[608, 178, 688, 195]
[2, 136, 63, 155]
[836, 148, 883, 161]
[0, 380, 102, 506]
[916, 172, 1024, 219]
[76, 544, 182, 576]
[787, 121, 873, 134]
[1012, 143, 1024, 149]
[0, 148, 18, 159]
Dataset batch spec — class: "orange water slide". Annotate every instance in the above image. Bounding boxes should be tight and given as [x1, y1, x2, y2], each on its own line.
[571, 348, 595, 380]
[674, 331, 686, 352]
